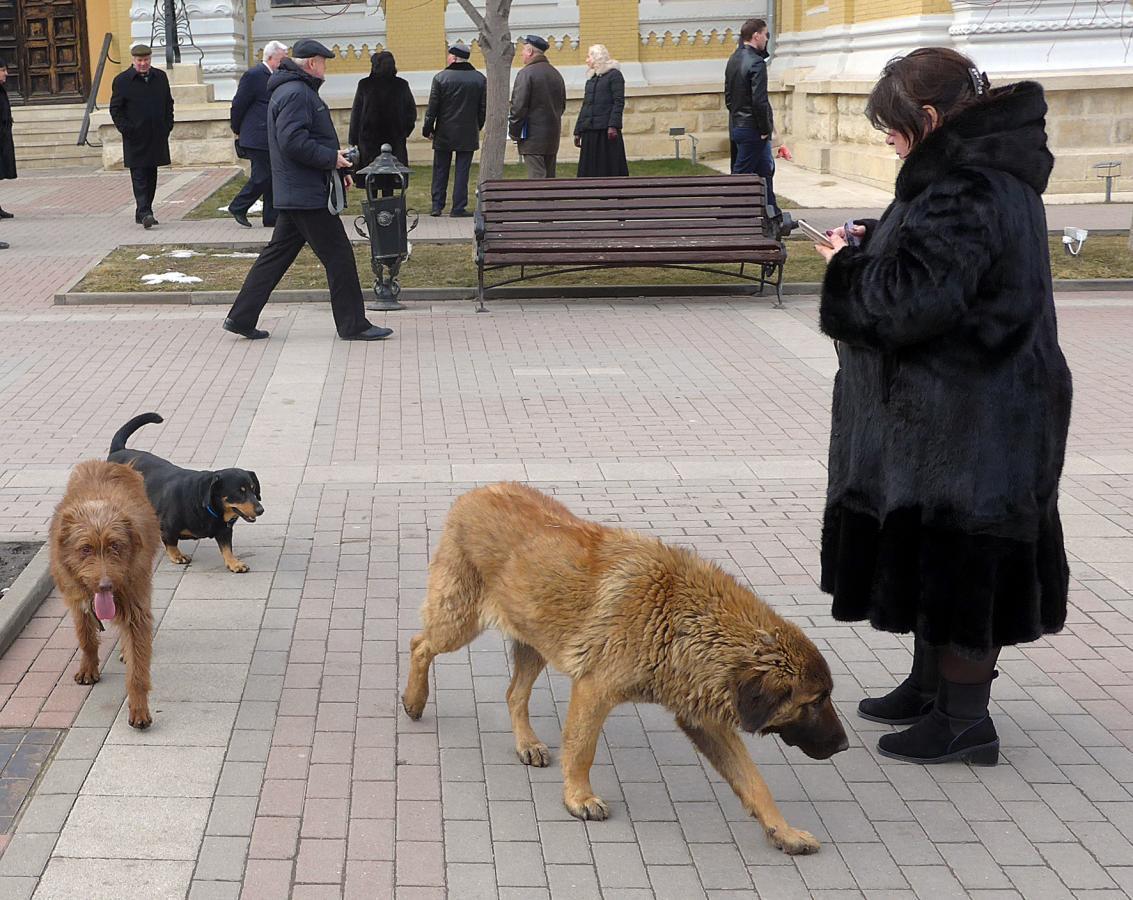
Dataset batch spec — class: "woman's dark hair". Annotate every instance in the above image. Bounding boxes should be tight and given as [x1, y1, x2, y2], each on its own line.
[371, 51, 396, 78]
[739, 18, 767, 44]
[866, 47, 991, 150]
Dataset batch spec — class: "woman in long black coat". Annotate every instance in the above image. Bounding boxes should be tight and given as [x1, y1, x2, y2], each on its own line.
[574, 44, 627, 177]
[0, 58, 16, 225]
[349, 51, 417, 169]
[813, 48, 1072, 767]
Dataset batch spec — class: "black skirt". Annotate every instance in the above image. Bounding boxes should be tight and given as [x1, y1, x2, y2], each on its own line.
[577, 130, 628, 178]
[820, 504, 1069, 655]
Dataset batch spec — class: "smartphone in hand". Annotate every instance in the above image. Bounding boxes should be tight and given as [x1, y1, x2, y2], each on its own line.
[797, 219, 834, 249]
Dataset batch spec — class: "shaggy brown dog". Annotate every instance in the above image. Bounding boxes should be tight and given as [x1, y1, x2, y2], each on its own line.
[49, 460, 160, 729]
[403, 483, 849, 855]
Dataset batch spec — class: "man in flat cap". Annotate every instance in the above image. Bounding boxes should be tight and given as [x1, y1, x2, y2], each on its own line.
[109, 44, 174, 228]
[423, 44, 486, 217]
[509, 35, 565, 178]
[229, 40, 288, 228]
[223, 38, 393, 342]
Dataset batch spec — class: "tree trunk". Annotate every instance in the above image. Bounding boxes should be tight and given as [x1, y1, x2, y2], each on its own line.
[453, 0, 514, 183]
[1128, 205, 1133, 255]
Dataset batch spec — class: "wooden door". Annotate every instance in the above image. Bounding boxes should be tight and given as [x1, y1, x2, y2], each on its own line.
[13, 0, 89, 102]
[0, 0, 19, 98]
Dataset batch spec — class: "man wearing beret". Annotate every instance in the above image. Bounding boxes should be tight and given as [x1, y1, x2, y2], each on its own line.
[508, 35, 566, 179]
[109, 45, 174, 228]
[423, 44, 486, 217]
[223, 39, 393, 342]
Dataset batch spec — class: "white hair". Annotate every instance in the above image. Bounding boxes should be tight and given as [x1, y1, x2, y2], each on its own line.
[262, 40, 288, 63]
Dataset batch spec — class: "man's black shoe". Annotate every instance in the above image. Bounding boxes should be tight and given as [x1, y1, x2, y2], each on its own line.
[142, 214, 157, 229]
[264, 221, 276, 228]
[429, 209, 443, 217]
[451, 210, 471, 218]
[0, 208, 13, 219]
[232, 211, 253, 228]
[223, 317, 269, 340]
[343, 325, 393, 341]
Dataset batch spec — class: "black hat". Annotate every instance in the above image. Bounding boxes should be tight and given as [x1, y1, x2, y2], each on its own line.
[291, 38, 335, 60]
[448, 44, 471, 60]
[522, 35, 550, 52]
[129, 43, 152, 57]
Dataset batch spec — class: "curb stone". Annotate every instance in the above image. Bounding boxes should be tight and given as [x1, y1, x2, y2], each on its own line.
[0, 544, 53, 657]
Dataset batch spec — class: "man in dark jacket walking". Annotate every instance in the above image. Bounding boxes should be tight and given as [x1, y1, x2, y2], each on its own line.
[509, 35, 566, 179]
[423, 45, 485, 217]
[724, 19, 778, 211]
[223, 39, 392, 342]
[229, 40, 288, 228]
[0, 57, 15, 247]
[110, 44, 174, 228]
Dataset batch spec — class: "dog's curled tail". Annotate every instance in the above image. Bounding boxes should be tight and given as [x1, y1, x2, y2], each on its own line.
[109, 412, 164, 454]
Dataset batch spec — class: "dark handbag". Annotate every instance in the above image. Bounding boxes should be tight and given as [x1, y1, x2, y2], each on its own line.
[234, 138, 247, 160]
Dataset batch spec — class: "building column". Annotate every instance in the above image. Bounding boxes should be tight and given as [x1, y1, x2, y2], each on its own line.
[578, 0, 642, 84]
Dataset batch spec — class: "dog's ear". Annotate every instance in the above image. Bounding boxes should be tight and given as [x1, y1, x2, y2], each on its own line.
[200, 474, 222, 511]
[248, 471, 261, 500]
[735, 672, 791, 734]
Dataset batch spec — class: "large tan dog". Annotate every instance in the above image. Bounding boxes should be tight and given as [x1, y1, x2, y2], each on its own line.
[403, 483, 848, 855]
[50, 460, 160, 728]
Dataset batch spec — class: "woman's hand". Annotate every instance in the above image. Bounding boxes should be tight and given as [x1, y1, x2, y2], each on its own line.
[832, 223, 867, 244]
[574, 135, 582, 148]
[607, 127, 618, 141]
[816, 231, 847, 263]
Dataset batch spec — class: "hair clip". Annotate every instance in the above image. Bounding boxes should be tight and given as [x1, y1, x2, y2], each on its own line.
[969, 67, 988, 96]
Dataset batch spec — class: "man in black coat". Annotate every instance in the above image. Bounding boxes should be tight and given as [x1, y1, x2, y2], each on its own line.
[724, 19, 777, 211]
[223, 39, 392, 343]
[229, 40, 288, 228]
[109, 44, 174, 229]
[423, 45, 485, 217]
[0, 58, 15, 247]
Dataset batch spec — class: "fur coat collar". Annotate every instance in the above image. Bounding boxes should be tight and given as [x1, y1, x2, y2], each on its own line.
[896, 80, 1053, 201]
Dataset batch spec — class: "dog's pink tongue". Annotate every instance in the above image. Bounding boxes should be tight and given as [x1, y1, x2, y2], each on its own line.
[93, 590, 116, 621]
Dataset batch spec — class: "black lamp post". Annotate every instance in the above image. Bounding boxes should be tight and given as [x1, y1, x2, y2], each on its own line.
[355, 144, 418, 311]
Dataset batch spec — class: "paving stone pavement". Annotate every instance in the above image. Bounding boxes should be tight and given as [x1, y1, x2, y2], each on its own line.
[0, 169, 1131, 898]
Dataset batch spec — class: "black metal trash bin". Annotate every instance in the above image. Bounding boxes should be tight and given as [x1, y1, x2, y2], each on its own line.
[355, 143, 418, 311]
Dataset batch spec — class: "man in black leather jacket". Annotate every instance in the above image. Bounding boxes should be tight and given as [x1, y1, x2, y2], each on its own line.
[223, 39, 392, 342]
[423, 45, 486, 217]
[724, 18, 779, 212]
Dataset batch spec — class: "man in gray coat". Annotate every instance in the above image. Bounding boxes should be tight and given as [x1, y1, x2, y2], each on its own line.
[423, 45, 486, 217]
[508, 35, 566, 178]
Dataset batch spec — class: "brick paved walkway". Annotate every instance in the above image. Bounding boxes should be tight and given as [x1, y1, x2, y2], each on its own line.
[0, 169, 1131, 898]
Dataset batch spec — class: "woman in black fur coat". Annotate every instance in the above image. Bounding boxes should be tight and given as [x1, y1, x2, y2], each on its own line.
[812, 48, 1072, 766]
[348, 51, 417, 169]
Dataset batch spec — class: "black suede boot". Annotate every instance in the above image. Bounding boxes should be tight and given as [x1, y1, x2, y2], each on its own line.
[858, 633, 938, 725]
[876, 675, 999, 765]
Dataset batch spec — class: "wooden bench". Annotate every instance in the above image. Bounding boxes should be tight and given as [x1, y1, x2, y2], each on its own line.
[473, 174, 788, 311]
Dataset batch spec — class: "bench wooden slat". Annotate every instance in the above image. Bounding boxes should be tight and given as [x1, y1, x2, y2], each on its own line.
[481, 186, 765, 203]
[484, 250, 785, 265]
[485, 237, 781, 250]
[479, 196, 759, 212]
[480, 175, 758, 192]
[483, 207, 762, 223]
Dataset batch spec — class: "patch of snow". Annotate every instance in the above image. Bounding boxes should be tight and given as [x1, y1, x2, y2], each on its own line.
[136, 254, 153, 260]
[211, 251, 261, 258]
[142, 271, 203, 285]
[165, 250, 200, 259]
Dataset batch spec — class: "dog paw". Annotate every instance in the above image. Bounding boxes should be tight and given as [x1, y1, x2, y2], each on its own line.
[516, 740, 551, 767]
[74, 669, 100, 685]
[767, 825, 820, 855]
[226, 561, 250, 574]
[564, 791, 610, 821]
[401, 693, 425, 721]
[128, 705, 153, 729]
[171, 554, 191, 565]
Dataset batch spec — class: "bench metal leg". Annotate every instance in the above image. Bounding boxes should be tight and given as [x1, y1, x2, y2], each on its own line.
[476, 264, 488, 313]
[773, 265, 785, 309]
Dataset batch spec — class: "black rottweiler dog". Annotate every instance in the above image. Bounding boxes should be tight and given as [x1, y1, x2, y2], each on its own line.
[108, 413, 264, 573]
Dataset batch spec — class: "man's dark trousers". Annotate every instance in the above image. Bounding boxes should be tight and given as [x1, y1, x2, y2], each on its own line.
[730, 126, 777, 211]
[430, 148, 473, 214]
[226, 208, 371, 338]
[230, 149, 276, 225]
[130, 166, 158, 221]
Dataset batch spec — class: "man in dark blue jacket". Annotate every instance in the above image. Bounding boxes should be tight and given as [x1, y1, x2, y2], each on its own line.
[229, 40, 288, 228]
[223, 39, 392, 342]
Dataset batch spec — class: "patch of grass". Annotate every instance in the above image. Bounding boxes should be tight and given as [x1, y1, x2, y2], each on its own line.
[73, 235, 1133, 295]
[184, 158, 795, 221]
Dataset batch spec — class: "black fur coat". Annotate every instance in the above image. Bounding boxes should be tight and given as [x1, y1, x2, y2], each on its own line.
[818, 82, 1072, 650]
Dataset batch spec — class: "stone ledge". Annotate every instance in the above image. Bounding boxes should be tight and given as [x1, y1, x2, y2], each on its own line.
[0, 545, 53, 658]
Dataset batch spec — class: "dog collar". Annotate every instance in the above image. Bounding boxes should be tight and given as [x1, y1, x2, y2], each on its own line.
[206, 503, 222, 519]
